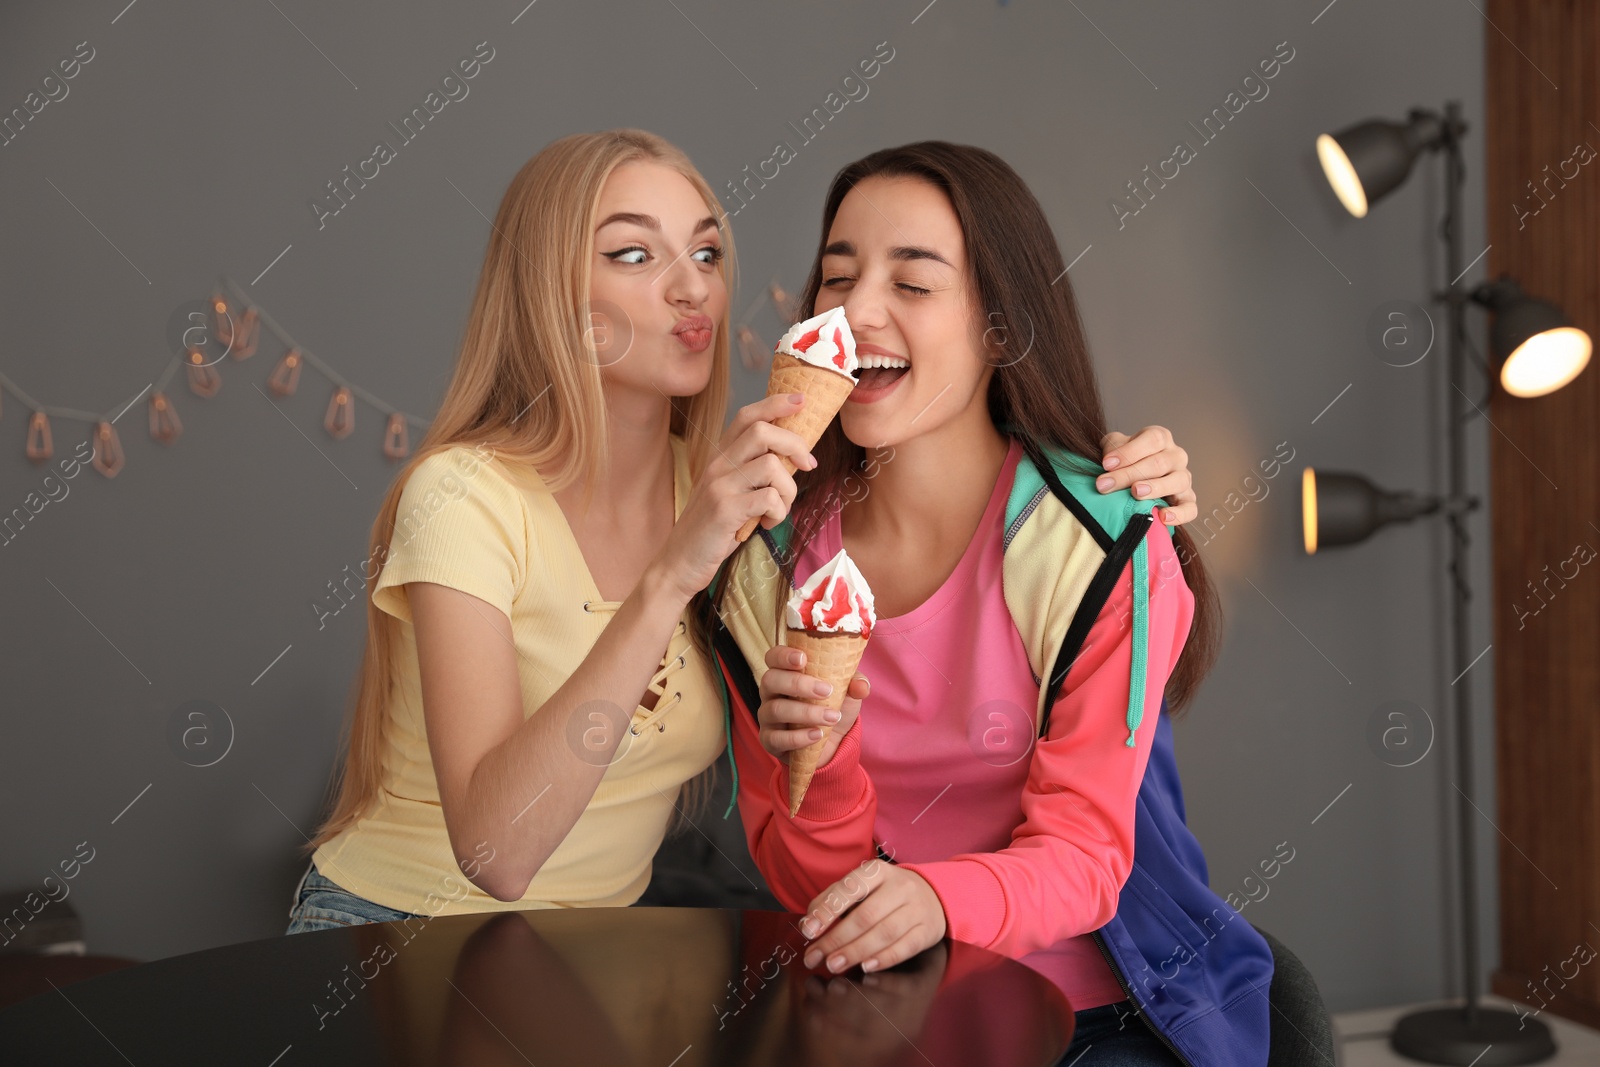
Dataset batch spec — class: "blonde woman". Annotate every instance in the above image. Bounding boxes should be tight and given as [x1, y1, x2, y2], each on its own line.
[285, 129, 1198, 932]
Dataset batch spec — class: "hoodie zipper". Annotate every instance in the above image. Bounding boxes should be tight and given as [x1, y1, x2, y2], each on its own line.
[1019, 456, 1193, 1063]
[1090, 929, 1196, 1067]
[1038, 511, 1153, 733]
[1089, 498, 1195, 1066]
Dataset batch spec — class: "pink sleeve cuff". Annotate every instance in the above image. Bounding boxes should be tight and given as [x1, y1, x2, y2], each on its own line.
[786, 716, 869, 822]
[898, 858, 1006, 948]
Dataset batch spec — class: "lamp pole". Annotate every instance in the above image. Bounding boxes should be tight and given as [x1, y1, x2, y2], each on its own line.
[1389, 99, 1555, 1065]
[1318, 97, 1587, 1059]
[1441, 98, 1481, 1024]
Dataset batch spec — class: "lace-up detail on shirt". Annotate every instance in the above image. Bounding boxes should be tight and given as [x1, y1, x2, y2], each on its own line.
[582, 601, 688, 733]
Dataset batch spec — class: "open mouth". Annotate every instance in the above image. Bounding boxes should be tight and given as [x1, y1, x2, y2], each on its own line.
[853, 353, 910, 393]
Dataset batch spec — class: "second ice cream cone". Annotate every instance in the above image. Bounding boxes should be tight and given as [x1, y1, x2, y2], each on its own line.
[785, 627, 868, 817]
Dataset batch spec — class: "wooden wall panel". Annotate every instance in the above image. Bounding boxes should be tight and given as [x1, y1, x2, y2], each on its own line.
[1486, 0, 1600, 1027]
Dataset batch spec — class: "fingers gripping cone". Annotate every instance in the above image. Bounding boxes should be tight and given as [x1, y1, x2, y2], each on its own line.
[736, 308, 859, 543]
[783, 547, 876, 817]
[734, 354, 856, 543]
[785, 630, 869, 816]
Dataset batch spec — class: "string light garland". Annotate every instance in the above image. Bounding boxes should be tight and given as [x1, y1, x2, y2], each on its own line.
[3, 273, 799, 478]
[0, 276, 431, 477]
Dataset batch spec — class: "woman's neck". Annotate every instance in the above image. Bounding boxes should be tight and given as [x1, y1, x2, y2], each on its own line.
[558, 388, 675, 525]
[845, 401, 1010, 549]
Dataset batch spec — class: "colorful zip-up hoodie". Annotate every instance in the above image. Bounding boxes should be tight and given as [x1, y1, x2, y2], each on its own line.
[703, 438, 1275, 1067]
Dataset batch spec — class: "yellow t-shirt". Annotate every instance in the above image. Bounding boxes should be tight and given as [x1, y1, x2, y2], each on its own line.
[311, 435, 726, 915]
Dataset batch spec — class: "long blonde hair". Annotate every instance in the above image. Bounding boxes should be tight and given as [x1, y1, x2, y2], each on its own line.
[306, 129, 734, 854]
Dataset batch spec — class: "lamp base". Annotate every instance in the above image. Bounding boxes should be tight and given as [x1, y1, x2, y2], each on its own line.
[1389, 1005, 1555, 1065]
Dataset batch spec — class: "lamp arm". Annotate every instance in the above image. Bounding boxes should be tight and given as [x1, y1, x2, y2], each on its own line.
[1439, 236, 1499, 422]
[1459, 328, 1494, 415]
[1405, 107, 1451, 155]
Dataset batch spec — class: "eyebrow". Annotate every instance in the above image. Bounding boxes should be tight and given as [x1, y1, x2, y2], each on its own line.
[821, 239, 953, 268]
[596, 212, 720, 236]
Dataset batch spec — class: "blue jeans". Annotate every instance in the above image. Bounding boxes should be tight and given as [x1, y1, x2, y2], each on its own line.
[284, 861, 423, 934]
[1054, 1001, 1185, 1066]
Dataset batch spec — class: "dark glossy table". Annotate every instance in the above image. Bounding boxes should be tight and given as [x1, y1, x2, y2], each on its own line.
[0, 908, 1075, 1065]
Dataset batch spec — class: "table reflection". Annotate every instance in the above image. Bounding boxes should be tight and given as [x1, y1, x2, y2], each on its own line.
[417, 909, 1069, 1066]
[0, 907, 1072, 1066]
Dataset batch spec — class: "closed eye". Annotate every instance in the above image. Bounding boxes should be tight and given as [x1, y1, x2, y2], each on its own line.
[822, 275, 931, 296]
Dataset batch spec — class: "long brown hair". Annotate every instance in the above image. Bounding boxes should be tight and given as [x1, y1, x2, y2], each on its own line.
[307, 129, 734, 854]
[712, 141, 1219, 713]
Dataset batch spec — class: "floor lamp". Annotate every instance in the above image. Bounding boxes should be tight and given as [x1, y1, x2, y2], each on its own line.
[1304, 102, 1591, 1065]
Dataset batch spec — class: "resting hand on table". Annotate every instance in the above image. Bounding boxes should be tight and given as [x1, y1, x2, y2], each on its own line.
[1100, 424, 1195, 526]
[799, 860, 947, 975]
[799, 940, 948, 1059]
[756, 644, 869, 770]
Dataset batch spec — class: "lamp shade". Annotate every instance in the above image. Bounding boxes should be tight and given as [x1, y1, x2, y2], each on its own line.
[1316, 112, 1444, 218]
[1475, 278, 1593, 397]
[1302, 468, 1440, 554]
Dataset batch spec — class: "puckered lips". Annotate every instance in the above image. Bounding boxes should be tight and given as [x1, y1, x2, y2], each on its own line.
[848, 341, 910, 403]
[672, 314, 714, 352]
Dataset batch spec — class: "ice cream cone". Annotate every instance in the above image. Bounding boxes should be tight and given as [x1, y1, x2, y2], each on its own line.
[736, 352, 858, 543]
[784, 627, 869, 817]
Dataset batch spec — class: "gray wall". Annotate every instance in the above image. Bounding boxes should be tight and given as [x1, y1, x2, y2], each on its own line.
[0, 0, 1493, 1014]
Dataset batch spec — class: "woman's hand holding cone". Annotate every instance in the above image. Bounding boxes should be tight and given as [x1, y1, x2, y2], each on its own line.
[733, 352, 858, 543]
[756, 643, 868, 769]
[649, 393, 817, 605]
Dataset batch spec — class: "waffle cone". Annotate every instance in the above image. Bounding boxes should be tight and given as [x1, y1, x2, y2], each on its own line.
[784, 627, 870, 817]
[735, 353, 858, 542]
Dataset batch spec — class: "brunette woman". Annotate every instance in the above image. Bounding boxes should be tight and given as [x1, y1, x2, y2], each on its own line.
[712, 142, 1287, 1066]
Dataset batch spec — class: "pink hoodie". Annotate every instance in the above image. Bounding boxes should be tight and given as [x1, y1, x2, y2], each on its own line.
[724, 447, 1194, 1007]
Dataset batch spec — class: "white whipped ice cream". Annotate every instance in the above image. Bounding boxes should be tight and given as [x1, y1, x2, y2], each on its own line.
[775, 306, 858, 378]
[785, 547, 876, 636]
